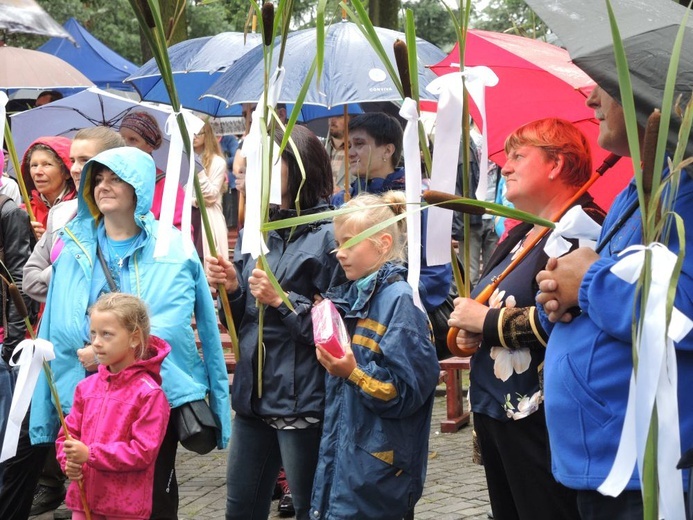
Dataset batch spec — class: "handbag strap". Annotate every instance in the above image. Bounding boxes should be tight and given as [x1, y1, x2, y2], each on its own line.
[96, 244, 118, 293]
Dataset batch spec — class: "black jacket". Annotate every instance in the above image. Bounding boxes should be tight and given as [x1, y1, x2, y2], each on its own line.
[1, 197, 35, 362]
[225, 203, 347, 419]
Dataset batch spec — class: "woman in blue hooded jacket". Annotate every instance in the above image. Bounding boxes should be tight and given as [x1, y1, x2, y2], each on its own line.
[29, 146, 230, 519]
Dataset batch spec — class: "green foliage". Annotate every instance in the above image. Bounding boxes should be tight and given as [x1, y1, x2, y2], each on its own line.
[401, 0, 458, 52]
[472, 0, 549, 39]
[188, 1, 234, 37]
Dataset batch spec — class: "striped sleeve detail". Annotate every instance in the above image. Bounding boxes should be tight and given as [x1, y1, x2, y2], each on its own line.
[497, 307, 509, 349]
[352, 334, 382, 354]
[348, 367, 398, 401]
[529, 307, 548, 348]
[360, 318, 387, 336]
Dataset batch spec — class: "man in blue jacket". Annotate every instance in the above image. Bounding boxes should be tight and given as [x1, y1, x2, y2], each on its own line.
[535, 85, 693, 518]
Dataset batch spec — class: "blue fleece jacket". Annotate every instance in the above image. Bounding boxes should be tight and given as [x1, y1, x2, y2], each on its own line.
[542, 169, 693, 491]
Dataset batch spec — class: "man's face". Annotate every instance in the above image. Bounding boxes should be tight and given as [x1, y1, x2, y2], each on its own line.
[586, 86, 630, 157]
[329, 116, 346, 139]
[35, 94, 52, 107]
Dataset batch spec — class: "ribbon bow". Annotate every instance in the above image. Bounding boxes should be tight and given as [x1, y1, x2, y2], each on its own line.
[424, 67, 498, 266]
[1, 339, 55, 462]
[399, 98, 423, 312]
[598, 243, 691, 520]
[543, 205, 603, 257]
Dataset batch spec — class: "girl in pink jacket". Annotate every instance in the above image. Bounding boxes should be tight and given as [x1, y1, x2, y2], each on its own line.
[56, 293, 171, 520]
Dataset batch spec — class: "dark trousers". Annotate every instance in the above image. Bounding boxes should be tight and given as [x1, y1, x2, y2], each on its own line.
[475, 408, 580, 520]
[0, 412, 49, 520]
[576, 489, 643, 519]
[150, 415, 179, 520]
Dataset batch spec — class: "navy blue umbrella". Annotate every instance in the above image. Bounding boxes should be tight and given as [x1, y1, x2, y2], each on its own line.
[202, 20, 445, 109]
[125, 32, 263, 116]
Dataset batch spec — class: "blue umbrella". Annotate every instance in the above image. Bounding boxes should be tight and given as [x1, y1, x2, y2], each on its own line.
[125, 32, 263, 116]
[202, 20, 446, 108]
[39, 18, 137, 91]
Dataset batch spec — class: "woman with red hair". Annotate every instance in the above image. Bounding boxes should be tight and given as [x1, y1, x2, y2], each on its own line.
[448, 118, 603, 520]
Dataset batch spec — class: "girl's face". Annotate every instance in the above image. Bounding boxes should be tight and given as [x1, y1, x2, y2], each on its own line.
[90, 310, 138, 374]
[120, 127, 154, 154]
[94, 168, 136, 218]
[334, 221, 391, 280]
[69, 139, 102, 189]
[29, 150, 69, 204]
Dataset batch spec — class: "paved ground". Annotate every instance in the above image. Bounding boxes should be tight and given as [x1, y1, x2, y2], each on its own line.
[38, 387, 490, 520]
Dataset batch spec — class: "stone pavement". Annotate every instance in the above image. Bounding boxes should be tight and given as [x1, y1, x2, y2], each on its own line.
[175, 388, 490, 520]
[41, 387, 490, 520]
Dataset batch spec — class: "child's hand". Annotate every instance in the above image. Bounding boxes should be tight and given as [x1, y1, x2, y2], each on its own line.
[316, 342, 356, 379]
[64, 460, 84, 481]
[63, 439, 89, 464]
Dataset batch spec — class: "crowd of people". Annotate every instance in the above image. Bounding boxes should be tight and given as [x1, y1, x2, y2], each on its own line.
[0, 67, 691, 520]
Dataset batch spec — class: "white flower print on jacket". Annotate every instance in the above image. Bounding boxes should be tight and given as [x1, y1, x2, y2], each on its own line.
[487, 288, 531, 382]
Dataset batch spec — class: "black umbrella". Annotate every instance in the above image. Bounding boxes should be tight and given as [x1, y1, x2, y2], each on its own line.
[525, 0, 693, 155]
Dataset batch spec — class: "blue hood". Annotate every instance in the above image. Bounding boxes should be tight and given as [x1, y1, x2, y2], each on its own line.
[78, 146, 156, 225]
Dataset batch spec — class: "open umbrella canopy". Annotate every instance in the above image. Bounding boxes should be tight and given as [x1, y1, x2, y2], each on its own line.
[430, 29, 632, 210]
[0, 0, 72, 40]
[38, 18, 138, 91]
[125, 32, 263, 116]
[524, 0, 693, 155]
[202, 20, 446, 109]
[0, 46, 93, 92]
[10, 87, 200, 183]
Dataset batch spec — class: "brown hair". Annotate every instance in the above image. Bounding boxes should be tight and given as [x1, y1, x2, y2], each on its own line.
[196, 121, 224, 172]
[90, 293, 151, 360]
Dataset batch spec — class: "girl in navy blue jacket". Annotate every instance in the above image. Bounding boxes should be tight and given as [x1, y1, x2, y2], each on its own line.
[311, 191, 440, 520]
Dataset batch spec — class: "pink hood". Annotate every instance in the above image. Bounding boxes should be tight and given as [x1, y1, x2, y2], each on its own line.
[21, 136, 74, 194]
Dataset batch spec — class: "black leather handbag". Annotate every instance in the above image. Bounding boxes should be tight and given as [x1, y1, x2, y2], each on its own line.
[173, 400, 220, 455]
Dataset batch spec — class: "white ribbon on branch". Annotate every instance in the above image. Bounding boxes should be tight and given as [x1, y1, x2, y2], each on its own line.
[399, 98, 423, 312]
[155, 109, 204, 258]
[598, 243, 690, 520]
[424, 67, 498, 266]
[543, 205, 602, 257]
[1, 339, 55, 462]
[242, 67, 285, 259]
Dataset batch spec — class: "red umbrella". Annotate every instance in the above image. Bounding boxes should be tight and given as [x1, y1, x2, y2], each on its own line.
[429, 29, 632, 211]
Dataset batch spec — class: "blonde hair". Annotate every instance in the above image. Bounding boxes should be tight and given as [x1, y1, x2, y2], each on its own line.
[197, 121, 223, 172]
[74, 127, 125, 151]
[90, 293, 151, 360]
[334, 191, 407, 265]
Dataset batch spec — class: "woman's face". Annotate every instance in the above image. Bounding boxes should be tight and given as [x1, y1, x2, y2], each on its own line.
[69, 139, 102, 189]
[29, 149, 69, 204]
[347, 129, 393, 178]
[193, 132, 205, 151]
[119, 127, 154, 154]
[93, 168, 136, 217]
[501, 145, 559, 211]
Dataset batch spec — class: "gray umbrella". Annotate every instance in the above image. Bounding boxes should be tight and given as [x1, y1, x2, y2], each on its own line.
[525, 0, 693, 154]
[0, 0, 73, 41]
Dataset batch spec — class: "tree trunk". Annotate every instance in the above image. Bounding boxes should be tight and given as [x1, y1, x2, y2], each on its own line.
[139, 0, 188, 63]
[368, 0, 400, 29]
